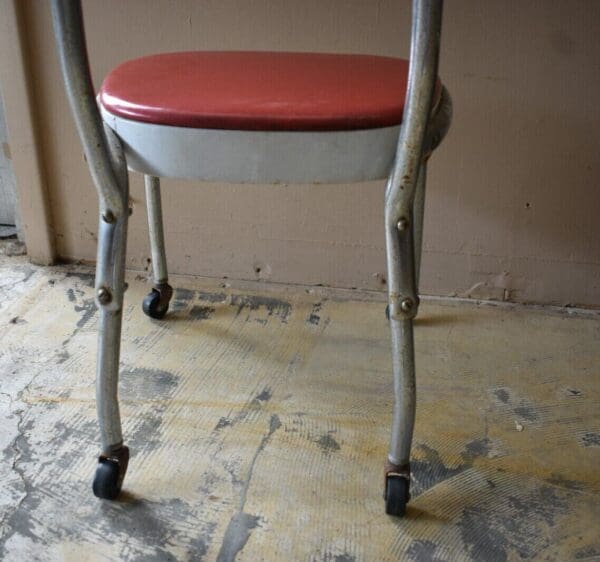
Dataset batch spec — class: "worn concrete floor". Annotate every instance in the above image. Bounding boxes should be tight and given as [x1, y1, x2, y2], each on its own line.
[0, 253, 599, 561]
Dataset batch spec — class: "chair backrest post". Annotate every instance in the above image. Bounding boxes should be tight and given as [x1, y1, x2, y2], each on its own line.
[51, 0, 125, 220]
[385, 0, 443, 221]
[52, 0, 443, 224]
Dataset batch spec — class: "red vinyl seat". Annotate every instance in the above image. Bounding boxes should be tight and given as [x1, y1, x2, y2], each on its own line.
[99, 51, 439, 132]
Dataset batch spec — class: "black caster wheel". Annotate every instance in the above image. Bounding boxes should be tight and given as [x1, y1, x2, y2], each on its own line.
[142, 283, 172, 319]
[92, 446, 129, 500]
[385, 475, 410, 516]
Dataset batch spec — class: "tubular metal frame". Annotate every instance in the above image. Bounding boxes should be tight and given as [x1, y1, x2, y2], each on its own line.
[51, 0, 451, 512]
[144, 175, 169, 286]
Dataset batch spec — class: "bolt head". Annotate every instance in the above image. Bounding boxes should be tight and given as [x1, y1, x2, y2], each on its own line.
[397, 218, 409, 231]
[400, 298, 413, 312]
[102, 210, 115, 224]
[97, 287, 112, 305]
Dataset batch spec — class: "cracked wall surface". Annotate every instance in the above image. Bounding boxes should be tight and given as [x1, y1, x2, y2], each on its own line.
[0, 252, 599, 560]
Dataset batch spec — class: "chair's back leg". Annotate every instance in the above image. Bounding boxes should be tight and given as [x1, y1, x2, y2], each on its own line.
[142, 175, 173, 320]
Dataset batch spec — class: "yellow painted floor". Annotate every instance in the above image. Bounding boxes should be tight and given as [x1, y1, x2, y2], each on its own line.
[0, 253, 599, 561]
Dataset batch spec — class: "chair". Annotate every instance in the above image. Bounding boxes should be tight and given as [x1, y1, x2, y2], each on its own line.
[51, 0, 451, 516]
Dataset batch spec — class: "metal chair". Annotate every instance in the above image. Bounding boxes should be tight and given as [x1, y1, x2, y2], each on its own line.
[51, 0, 451, 516]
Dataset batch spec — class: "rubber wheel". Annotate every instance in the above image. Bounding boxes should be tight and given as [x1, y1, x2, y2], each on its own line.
[385, 476, 410, 516]
[142, 290, 168, 319]
[92, 459, 123, 500]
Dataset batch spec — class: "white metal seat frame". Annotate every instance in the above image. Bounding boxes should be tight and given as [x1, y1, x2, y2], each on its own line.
[51, 0, 451, 516]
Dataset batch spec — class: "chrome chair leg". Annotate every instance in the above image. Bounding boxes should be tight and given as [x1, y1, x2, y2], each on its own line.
[92, 128, 131, 500]
[142, 175, 172, 319]
[382, 0, 442, 516]
[384, 189, 419, 516]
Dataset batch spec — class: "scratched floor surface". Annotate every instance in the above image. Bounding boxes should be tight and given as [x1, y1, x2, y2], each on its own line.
[0, 253, 599, 561]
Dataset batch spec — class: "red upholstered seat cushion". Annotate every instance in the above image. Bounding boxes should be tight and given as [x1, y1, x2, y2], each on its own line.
[99, 51, 434, 132]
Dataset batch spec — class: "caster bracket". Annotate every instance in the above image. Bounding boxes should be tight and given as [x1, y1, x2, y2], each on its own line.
[142, 282, 173, 319]
[92, 445, 130, 500]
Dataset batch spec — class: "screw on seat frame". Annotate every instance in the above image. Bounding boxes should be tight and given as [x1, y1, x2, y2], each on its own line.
[51, 0, 451, 516]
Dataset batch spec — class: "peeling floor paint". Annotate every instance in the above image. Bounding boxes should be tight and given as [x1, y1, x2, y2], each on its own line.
[0, 253, 599, 561]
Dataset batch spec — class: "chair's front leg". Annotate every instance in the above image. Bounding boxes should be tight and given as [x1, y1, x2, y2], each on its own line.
[92, 128, 130, 500]
[384, 164, 422, 517]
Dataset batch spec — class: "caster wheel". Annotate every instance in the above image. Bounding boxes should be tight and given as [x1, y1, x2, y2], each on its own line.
[143, 290, 167, 319]
[92, 446, 129, 500]
[142, 283, 172, 319]
[385, 475, 410, 516]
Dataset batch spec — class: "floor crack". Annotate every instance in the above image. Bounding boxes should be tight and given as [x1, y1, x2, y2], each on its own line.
[216, 414, 281, 562]
[239, 414, 281, 512]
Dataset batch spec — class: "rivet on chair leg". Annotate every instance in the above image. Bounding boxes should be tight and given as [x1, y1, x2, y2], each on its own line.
[397, 218, 409, 232]
[102, 210, 116, 224]
[97, 286, 112, 305]
[400, 298, 414, 312]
